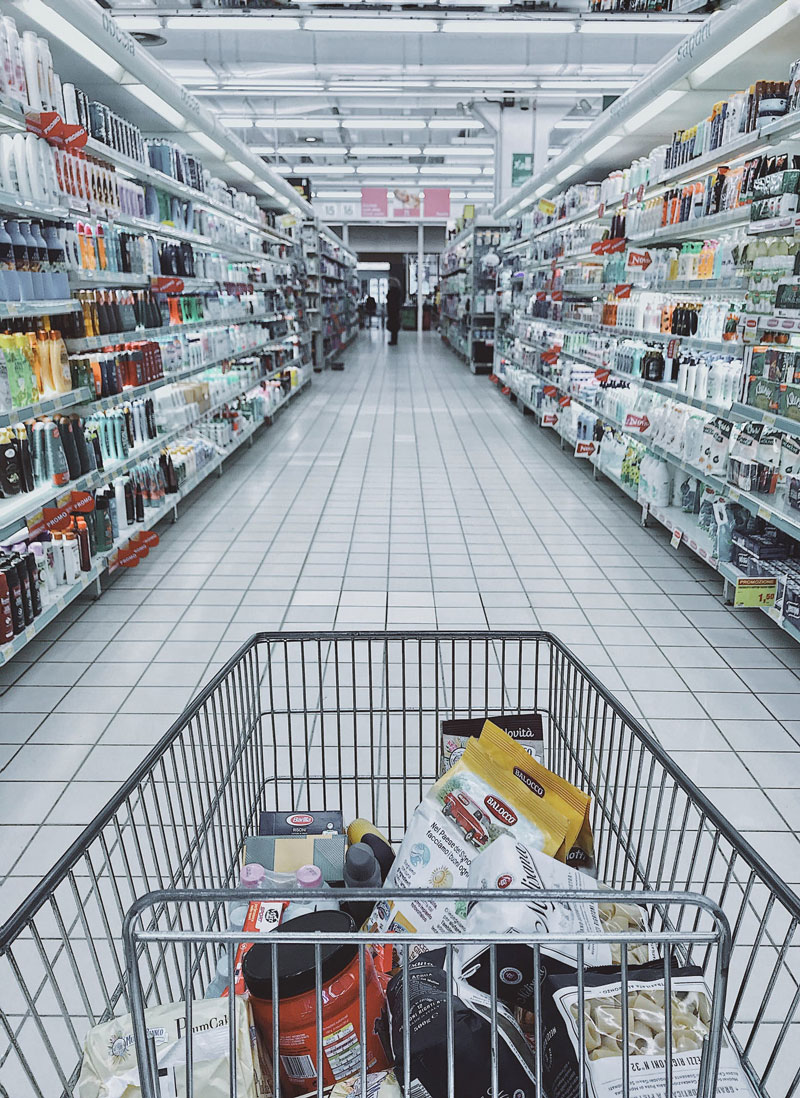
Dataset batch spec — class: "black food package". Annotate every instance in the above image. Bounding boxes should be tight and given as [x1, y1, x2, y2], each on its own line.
[439, 712, 544, 775]
[386, 949, 536, 1098]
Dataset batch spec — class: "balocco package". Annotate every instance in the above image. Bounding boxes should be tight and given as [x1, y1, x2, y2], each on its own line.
[77, 997, 269, 1098]
[460, 835, 654, 1007]
[542, 967, 754, 1098]
[366, 725, 575, 938]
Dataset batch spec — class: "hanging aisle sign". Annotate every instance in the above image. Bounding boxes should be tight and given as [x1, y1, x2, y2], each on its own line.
[361, 188, 388, 218]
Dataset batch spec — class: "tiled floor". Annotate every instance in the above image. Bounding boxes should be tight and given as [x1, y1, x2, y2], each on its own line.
[2, 328, 800, 917]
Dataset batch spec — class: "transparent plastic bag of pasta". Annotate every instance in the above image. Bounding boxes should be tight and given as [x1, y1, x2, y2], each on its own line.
[541, 967, 754, 1098]
[459, 835, 656, 1008]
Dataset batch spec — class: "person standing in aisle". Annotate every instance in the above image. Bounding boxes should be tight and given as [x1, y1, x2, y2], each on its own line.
[386, 277, 403, 346]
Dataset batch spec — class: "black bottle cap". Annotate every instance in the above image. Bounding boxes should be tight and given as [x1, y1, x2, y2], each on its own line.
[242, 909, 356, 1001]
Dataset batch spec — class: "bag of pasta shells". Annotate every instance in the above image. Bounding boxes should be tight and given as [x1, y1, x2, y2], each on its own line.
[459, 835, 656, 1007]
[541, 967, 752, 1098]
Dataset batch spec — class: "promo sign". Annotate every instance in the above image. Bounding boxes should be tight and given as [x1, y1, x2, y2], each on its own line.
[574, 440, 595, 458]
[624, 413, 650, 432]
[626, 250, 652, 271]
[733, 576, 778, 609]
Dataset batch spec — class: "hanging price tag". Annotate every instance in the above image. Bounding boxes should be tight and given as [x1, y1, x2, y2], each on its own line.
[614, 284, 632, 299]
[733, 576, 777, 608]
[558, 394, 571, 407]
[151, 276, 185, 293]
[551, 290, 563, 302]
[670, 529, 683, 549]
[595, 368, 611, 383]
[501, 385, 510, 396]
[757, 505, 772, 521]
[543, 385, 559, 398]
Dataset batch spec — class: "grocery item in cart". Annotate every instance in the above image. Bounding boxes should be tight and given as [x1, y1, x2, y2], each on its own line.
[480, 720, 594, 870]
[367, 724, 577, 938]
[77, 996, 268, 1098]
[460, 835, 654, 1006]
[330, 1069, 402, 1097]
[541, 966, 753, 1098]
[244, 832, 346, 883]
[439, 711, 544, 774]
[386, 948, 536, 1098]
[243, 909, 391, 1098]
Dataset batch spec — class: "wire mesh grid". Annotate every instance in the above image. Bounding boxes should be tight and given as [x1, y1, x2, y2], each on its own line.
[0, 631, 797, 1098]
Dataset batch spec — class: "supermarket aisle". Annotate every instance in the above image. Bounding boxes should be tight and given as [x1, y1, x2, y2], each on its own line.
[1, 329, 800, 915]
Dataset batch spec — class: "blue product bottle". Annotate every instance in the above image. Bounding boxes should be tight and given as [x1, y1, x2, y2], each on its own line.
[6, 220, 32, 300]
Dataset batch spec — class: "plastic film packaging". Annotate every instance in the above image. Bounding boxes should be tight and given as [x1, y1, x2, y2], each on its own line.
[330, 1069, 402, 1097]
[366, 725, 573, 939]
[77, 996, 270, 1098]
[459, 835, 655, 1007]
[541, 967, 755, 1098]
[477, 720, 595, 871]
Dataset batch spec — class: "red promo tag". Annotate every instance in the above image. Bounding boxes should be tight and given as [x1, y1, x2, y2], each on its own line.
[667, 338, 680, 359]
[558, 394, 571, 407]
[542, 413, 559, 426]
[151, 276, 185, 293]
[543, 385, 559, 398]
[536, 291, 547, 301]
[574, 440, 596, 458]
[598, 202, 605, 218]
[70, 490, 95, 513]
[636, 184, 644, 202]
[25, 110, 62, 142]
[624, 413, 650, 432]
[541, 349, 559, 365]
[622, 192, 630, 209]
[489, 374, 498, 384]
[606, 237, 626, 255]
[591, 241, 605, 255]
[116, 546, 140, 568]
[627, 250, 652, 270]
[42, 503, 73, 532]
[551, 290, 563, 302]
[130, 534, 149, 559]
[141, 530, 160, 548]
[60, 122, 88, 151]
[501, 385, 510, 395]
[614, 284, 632, 299]
[595, 368, 611, 383]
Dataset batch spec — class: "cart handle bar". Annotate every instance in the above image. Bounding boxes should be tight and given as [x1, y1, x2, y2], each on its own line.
[3, 630, 799, 949]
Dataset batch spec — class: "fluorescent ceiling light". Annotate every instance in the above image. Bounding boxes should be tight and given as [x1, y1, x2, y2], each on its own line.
[351, 146, 422, 156]
[16, 0, 127, 82]
[290, 165, 356, 175]
[275, 194, 292, 207]
[344, 118, 429, 130]
[315, 191, 362, 199]
[442, 19, 573, 32]
[423, 145, 493, 156]
[225, 159, 257, 181]
[539, 79, 635, 88]
[690, 0, 799, 86]
[580, 19, 695, 33]
[274, 145, 349, 156]
[358, 262, 391, 271]
[221, 117, 255, 129]
[165, 15, 300, 29]
[552, 119, 593, 129]
[419, 166, 485, 175]
[585, 134, 621, 160]
[259, 118, 342, 129]
[357, 164, 419, 175]
[429, 118, 483, 130]
[186, 131, 228, 159]
[623, 88, 685, 134]
[112, 16, 162, 32]
[254, 181, 277, 197]
[555, 164, 579, 182]
[546, 146, 563, 156]
[127, 84, 186, 130]
[303, 17, 436, 31]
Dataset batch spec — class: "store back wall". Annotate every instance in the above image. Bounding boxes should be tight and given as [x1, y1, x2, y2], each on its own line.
[336, 225, 447, 254]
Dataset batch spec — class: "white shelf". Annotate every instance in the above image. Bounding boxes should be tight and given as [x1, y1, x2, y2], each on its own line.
[0, 387, 93, 428]
[0, 298, 80, 320]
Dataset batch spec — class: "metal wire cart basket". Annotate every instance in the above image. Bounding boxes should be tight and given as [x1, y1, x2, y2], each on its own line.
[1, 632, 798, 1098]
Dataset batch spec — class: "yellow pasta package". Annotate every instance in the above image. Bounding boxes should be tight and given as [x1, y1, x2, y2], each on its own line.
[366, 733, 571, 938]
[477, 720, 595, 872]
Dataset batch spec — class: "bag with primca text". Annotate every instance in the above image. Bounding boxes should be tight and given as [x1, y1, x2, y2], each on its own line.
[77, 996, 270, 1098]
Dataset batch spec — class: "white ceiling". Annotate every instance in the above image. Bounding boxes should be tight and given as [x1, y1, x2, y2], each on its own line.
[105, 2, 708, 204]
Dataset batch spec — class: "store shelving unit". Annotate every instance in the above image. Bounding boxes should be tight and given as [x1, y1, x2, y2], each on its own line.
[492, 86, 800, 646]
[303, 222, 359, 370]
[440, 220, 506, 375]
[0, 0, 329, 665]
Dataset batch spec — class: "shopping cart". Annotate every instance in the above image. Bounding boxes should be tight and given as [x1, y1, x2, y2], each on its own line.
[0, 632, 798, 1098]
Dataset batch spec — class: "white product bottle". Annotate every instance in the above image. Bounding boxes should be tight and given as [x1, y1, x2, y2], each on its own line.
[63, 532, 80, 584]
[12, 133, 30, 199]
[20, 32, 42, 113]
[694, 360, 709, 402]
[2, 18, 27, 111]
[283, 865, 339, 923]
[25, 134, 45, 203]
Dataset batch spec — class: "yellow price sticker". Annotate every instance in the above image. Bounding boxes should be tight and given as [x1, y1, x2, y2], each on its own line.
[733, 576, 777, 609]
[538, 198, 556, 216]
